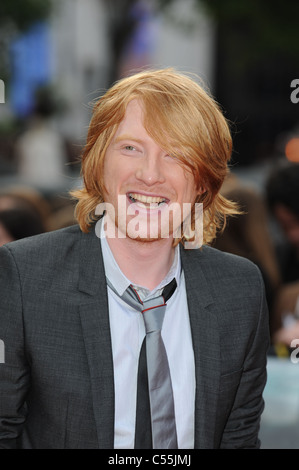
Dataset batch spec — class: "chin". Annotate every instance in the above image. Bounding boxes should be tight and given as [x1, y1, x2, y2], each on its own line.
[125, 230, 170, 242]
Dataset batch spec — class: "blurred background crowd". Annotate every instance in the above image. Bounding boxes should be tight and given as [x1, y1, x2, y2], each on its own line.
[0, 0, 299, 447]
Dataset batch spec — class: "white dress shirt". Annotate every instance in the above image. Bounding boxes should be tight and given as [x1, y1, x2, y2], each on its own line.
[100, 222, 195, 449]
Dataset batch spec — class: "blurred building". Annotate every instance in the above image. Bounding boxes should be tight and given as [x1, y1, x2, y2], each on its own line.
[1, 0, 215, 148]
[49, 0, 111, 141]
[50, 0, 215, 144]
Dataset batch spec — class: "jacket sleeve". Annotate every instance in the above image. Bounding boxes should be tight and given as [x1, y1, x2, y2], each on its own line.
[220, 265, 270, 449]
[0, 245, 30, 449]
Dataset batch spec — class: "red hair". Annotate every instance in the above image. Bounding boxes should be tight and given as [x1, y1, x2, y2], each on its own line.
[71, 68, 239, 245]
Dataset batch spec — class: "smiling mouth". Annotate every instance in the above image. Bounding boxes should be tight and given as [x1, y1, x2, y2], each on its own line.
[127, 192, 168, 207]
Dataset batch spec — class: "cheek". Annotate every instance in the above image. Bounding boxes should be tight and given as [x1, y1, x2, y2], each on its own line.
[102, 155, 120, 190]
[103, 159, 133, 196]
[102, 155, 114, 181]
[183, 177, 199, 202]
[174, 165, 199, 201]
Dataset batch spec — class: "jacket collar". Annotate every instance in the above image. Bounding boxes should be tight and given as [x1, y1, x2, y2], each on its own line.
[78, 225, 115, 448]
[78, 225, 105, 296]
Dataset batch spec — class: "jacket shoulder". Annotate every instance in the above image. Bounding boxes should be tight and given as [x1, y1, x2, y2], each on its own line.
[0, 225, 86, 278]
[181, 244, 264, 299]
[1, 224, 81, 256]
[183, 244, 260, 274]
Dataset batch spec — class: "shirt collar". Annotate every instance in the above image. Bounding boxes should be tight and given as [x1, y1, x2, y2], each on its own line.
[99, 217, 182, 300]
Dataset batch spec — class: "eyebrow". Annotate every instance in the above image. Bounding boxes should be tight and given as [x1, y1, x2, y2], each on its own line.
[114, 134, 144, 144]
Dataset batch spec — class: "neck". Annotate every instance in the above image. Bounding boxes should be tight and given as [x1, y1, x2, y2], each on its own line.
[106, 235, 175, 291]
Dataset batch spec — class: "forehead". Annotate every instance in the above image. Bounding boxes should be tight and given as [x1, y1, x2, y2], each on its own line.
[114, 99, 145, 138]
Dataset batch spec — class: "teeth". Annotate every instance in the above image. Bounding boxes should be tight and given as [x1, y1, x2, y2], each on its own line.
[129, 193, 166, 205]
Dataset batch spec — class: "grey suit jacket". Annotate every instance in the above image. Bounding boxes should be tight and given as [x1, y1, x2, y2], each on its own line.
[0, 224, 269, 449]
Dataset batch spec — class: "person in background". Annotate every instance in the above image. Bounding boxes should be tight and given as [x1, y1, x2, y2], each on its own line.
[0, 187, 77, 236]
[265, 162, 299, 348]
[14, 86, 68, 190]
[0, 207, 45, 246]
[0, 189, 47, 246]
[213, 172, 281, 326]
[0, 188, 50, 229]
[0, 68, 269, 449]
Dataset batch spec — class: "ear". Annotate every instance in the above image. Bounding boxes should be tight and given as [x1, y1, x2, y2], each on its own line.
[197, 186, 207, 196]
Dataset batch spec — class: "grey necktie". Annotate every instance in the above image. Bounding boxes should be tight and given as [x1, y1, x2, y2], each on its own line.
[107, 278, 178, 449]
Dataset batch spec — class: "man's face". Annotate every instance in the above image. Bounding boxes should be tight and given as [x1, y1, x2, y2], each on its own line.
[102, 99, 201, 242]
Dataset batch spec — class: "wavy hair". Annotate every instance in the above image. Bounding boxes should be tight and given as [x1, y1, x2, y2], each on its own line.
[71, 68, 240, 246]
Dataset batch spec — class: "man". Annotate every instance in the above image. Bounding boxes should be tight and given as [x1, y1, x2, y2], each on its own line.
[0, 68, 269, 449]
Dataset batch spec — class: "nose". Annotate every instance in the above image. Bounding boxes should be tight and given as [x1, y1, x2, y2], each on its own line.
[135, 154, 166, 186]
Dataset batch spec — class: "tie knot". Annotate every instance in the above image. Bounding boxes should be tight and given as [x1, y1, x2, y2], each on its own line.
[106, 277, 177, 334]
[142, 297, 166, 333]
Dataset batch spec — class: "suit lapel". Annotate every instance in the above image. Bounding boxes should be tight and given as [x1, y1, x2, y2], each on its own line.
[78, 227, 115, 448]
[181, 246, 221, 449]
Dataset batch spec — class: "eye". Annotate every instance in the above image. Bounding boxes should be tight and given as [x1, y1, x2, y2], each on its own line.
[124, 145, 136, 151]
[119, 143, 142, 156]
